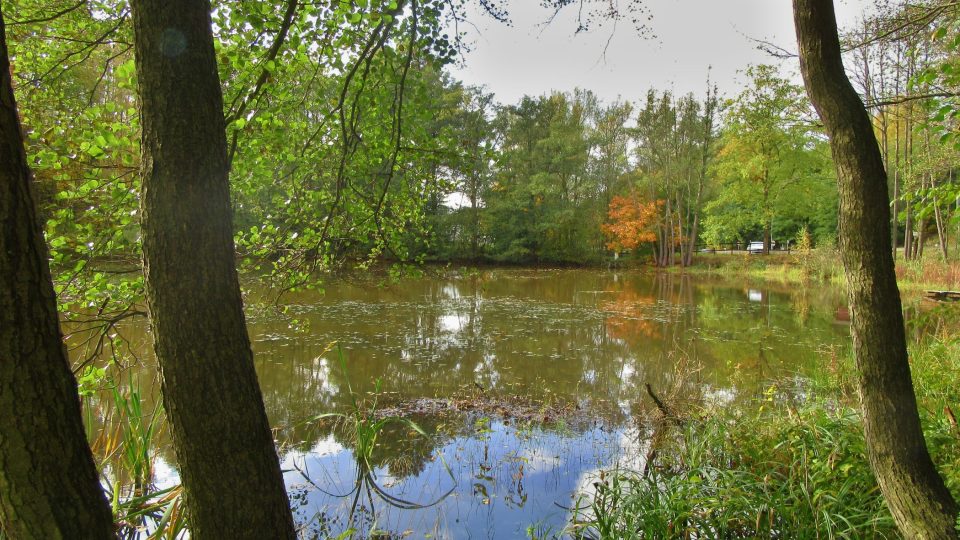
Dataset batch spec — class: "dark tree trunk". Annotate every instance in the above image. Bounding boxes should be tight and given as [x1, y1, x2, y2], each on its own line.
[0, 13, 114, 538]
[793, 2, 959, 537]
[129, 1, 296, 537]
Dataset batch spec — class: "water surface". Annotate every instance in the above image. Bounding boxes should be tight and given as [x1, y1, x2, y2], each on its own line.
[77, 269, 853, 538]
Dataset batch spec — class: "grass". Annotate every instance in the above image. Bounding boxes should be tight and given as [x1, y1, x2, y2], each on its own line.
[108, 378, 163, 494]
[570, 333, 960, 539]
[895, 256, 960, 291]
[80, 368, 187, 539]
[685, 249, 845, 286]
[687, 246, 960, 291]
[572, 402, 895, 539]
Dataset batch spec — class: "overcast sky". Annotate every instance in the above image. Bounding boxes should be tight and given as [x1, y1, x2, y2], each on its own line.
[448, 0, 876, 105]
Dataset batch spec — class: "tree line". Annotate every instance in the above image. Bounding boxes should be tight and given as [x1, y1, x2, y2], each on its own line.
[2, 0, 960, 538]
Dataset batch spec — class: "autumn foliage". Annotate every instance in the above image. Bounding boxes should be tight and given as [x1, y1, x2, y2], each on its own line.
[601, 193, 659, 252]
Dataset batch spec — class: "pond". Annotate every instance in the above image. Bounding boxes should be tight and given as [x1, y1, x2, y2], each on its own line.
[76, 268, 854, 538]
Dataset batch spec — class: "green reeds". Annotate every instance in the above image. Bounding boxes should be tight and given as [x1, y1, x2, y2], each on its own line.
[573, 402, 897, 539]
[572, 335, 960, 539]
[108, 377, 163, 493]
[81, 369, 186, 539]
[114, 485, 188, 540]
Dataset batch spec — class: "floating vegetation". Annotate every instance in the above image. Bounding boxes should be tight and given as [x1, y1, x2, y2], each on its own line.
[376, 388, 606, 431]
[298, 348, 457, 534]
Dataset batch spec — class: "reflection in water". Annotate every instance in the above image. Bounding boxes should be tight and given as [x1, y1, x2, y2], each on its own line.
[71, 269, 852, 538]
[285, 420, 632, 538]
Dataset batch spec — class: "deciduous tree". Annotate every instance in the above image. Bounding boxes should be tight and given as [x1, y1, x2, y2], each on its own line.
[0, 10, 114, 538]
[129, 0, 296, 536]
[793, 1, 959, 537]
[601, 192, 659, 253]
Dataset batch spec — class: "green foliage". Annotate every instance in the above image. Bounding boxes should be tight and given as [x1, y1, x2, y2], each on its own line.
[9, 0, 843, 287]
[703, 65, 837, 247]
[482, 90, 620, 263]
[577, 333, 960, 539]
[631, 87, 719, 266]
[574, 401, 895, 539]
[107, 377, 163, 493]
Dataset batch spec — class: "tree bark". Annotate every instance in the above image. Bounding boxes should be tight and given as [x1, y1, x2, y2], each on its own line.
[129, 1, 296, 537]
[793, 2, 959, 538]
[0, 12, 114, 539]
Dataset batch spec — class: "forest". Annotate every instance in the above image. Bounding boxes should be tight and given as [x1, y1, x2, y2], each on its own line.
[10, 0, 960, 281]
[4, 0, 960, 538]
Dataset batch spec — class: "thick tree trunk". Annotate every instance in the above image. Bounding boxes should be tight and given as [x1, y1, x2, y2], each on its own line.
[0, 13, 114, 538]
[793, 2, 959, 538]
[129, 1, 296, 537]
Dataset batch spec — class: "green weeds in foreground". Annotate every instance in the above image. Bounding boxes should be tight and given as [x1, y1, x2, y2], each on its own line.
[572, 404, 894, 539]
[80, 368, 187, 539]
[570, 335, 960, 539]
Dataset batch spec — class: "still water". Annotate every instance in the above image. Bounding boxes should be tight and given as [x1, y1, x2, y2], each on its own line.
[80, 269, 853, 538]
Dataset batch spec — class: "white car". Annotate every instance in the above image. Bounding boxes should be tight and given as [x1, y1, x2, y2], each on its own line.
[747, 241, 765, 253]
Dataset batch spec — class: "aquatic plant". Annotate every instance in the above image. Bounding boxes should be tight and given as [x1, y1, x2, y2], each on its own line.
[573, 334, 960, 539]
[300, 346, 456, 530]
[113, 485, 188, 540]
[571, 402, 896, 539]
[108, 377, 163, 493]
[79, 367, 187, 539]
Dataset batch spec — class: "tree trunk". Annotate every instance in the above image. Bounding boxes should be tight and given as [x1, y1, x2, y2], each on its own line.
[129, 1, 297, 537]
[917, 217, 927, 259]
[470, 175, 480, 261]
[905, 75, 917, 260]
[0, 13, 114, 538]
[793, 2, 959, 538]
[925, 132, 949, 260]
[935, 201, 949, 260]
[763, 170, 772, 253]
[905, 201, 914, 259]
[893, 44, 902, 260]
[763, 220, 772, 254]
[685, 86, 715, 268]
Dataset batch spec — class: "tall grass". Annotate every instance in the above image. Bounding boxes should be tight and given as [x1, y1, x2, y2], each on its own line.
[689, 246, 960, 290]
[573, 334, 960, 539]
[107, 378, 163, 494]
[688, 248, 845, 285]
[80, 368, 187, 539]
[572, 400, 895, 539]
[895, 255, 960, 290]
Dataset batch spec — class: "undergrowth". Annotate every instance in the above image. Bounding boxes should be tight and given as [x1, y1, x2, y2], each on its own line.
[571, 334, 960, 539]
[689, 247, 960, 291]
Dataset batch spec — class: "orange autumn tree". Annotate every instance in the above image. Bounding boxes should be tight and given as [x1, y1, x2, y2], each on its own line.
[601, 192, 660, 252]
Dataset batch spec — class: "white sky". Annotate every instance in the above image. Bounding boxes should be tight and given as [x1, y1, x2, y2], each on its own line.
[448, 0, 876, 104]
